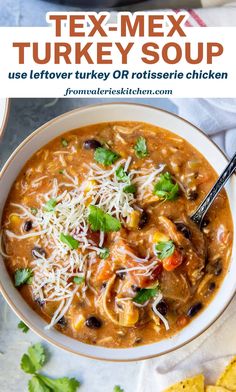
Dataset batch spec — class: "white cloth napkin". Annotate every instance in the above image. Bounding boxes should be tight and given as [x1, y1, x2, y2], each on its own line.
[138, 298, 236, 392]
[137, 99, 236, 392]
[171, 99, 236, 157]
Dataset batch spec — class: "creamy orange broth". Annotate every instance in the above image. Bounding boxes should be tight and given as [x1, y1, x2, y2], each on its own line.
[1, 122, 233, 348]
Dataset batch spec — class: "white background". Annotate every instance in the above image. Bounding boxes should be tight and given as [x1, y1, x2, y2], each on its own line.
[0, 21, 235, 97]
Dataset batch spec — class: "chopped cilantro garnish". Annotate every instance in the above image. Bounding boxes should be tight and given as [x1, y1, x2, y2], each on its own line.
[155, 240, 175, 260]
[61, 138, 69, 147]
[113, 387, 124, 392]
[30, 207, 38, 215]
[94, 147, 120, 166]
[35, 374, 80, 392]
[59, 169, 64, 174]
[88, 205, 121, 232]
[28, 375, 51, 392]
[18, 320, 29, 333]
[115, 166, 136, 194]
[134, 136, 148, 158]
[14, 268, 33, 287]
[21, 343, 80, 391]
[115, 166, 129, 182]
[44, 198, 57, 212]
[73, 276, 85, 285]
[60, 233, 79, 250]
[99, 248, 110, 259]
[153, 172, 179, 201]
[123, 184, 136, 194]
[133, 287, 158, 304]
[21, 343, 46, 374]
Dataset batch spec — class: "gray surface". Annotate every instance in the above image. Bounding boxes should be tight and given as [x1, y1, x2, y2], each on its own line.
[0, 0, 200, 27]
[0, 97, 176, 392]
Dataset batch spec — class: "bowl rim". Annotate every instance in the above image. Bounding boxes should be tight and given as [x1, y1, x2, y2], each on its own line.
[0, 98, 10, 140]
[0, 101, 235, 362]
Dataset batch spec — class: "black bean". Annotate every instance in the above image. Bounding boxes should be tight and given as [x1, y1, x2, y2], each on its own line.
[57, 316, 67, 327]
[138, 210, 149, 229]
[208, 282, 216, 292]
[187, 302, 202, 318]
[155, 301, 168, 316]
[116, 270, 126, 280]
[23, 220, 33, 232]
[32, 246, 46, 258]
[101, 282, 107, 289]
[186, 189, 198, 201]
[175, 222, 191, 239]
[85, 316, 102, 329]
[83, 139, 102, 150]
[131, 285, 140, 292]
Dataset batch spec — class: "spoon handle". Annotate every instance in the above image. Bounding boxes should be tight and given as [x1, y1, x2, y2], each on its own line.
[191, 151, 236, 226]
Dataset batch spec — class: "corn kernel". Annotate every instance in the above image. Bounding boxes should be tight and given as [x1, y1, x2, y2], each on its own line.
[10, 214, 21, 225]
[127, 210, 141, 229]
[153, 231, 169, 243]
[73, 314, 85, 331]
[84, 180, 97, 193]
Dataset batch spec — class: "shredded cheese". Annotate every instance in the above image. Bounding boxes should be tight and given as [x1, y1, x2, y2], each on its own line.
[2, 153, 167, 329]
[152, 292, 170, 331]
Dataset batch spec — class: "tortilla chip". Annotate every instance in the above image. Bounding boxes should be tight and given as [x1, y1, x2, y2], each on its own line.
[206, 386, 232, 392]
[163, 374, 204, 391]
[217, 357, 236, 390]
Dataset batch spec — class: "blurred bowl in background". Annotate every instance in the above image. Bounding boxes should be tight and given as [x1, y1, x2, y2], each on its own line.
[0, 99, 10, 140]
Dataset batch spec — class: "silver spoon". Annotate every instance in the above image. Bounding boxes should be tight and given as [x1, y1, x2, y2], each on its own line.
[191, 151, 236, 227]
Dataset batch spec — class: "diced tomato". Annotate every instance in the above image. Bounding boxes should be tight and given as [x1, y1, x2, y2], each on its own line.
[96, 259, 113, 282]
[129, 259, 163, 288]
[86, 229, 101, 246]
[162, 249, 183, 272]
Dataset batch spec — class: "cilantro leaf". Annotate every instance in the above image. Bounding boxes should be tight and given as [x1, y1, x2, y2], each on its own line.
[15, 268, 33, 287]
[44, 198, 57, 212]
[115, 166, 129, 182]
[94, 147, 120, 166]
[113, 386, 124, 392]
[18, 320, 29, 333]
[37, 374, 80, 392]
[61, 138, 69, 147]
[133, 287, 158, 304]
[28, 375, 51, 392]
[30, 207, 38, 215]
[88, 206, 121, 233]
[60, 233, 79, 250]
[115, 166, 136, 194]
[73, 276, 84, 285]
[21, 343, 46, 374]
[155, 241, 175, 260]
[153, 172, 179, 201]
[123, 184, 136, 194]
[134, 137, 148, 158]
[99, 248, 110, 259]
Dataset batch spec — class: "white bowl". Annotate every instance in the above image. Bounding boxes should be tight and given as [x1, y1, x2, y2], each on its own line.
[0, 99, 10, 139]
[0, 102, 235, 361]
